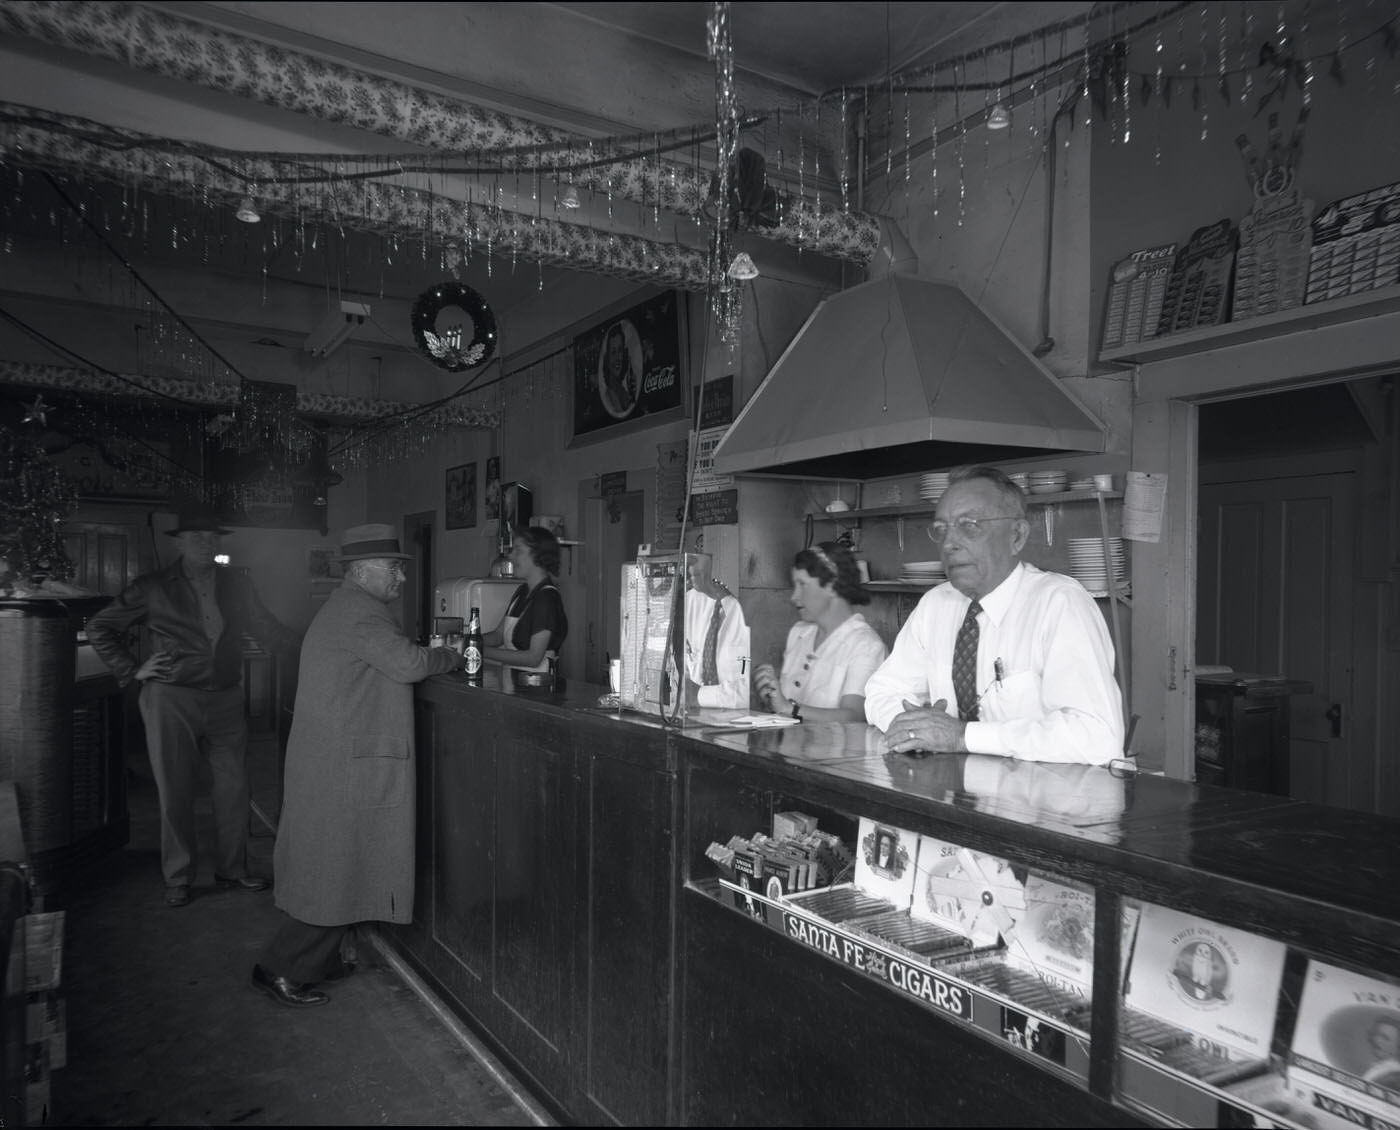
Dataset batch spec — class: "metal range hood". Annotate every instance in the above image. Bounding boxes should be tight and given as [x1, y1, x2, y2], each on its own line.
[710, 273, 1107, 481]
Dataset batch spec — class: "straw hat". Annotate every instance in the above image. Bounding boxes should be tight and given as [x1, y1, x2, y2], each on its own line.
[333, 523, 413, 562]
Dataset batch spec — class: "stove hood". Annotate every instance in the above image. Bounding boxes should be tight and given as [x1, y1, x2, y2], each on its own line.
[710, 273, 1106, 481]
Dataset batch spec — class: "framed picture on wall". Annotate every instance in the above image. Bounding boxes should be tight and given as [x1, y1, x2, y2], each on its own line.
[445, 462, 476, 530]
[571, 289, 686, 444]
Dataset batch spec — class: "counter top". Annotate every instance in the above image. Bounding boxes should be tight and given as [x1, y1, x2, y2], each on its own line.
[419, 674, 1400, 973]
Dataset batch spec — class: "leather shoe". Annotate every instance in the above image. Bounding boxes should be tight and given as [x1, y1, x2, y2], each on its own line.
[250, 964, 329, 1008]
[165, 885, 191, 908]
[215, 874, 270, 892]
[321, 959, 359, 983]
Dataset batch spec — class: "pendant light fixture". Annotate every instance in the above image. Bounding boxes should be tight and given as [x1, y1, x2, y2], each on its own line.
[235, 194, 261, 223]
[726, 251, 759, 280]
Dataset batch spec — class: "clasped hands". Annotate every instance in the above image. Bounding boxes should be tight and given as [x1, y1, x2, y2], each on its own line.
[881, 698, 968, 756]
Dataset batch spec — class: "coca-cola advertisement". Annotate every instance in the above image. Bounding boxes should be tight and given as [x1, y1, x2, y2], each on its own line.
[572, 290, 686, 441]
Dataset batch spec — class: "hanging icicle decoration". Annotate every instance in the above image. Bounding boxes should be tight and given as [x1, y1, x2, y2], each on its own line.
[1241, 5, 1256, 105]
[929, 62, 939, 218]
[840, 88, 849, 212]
[1197, 3, 1208, 141]
[903, 88, 911, 189]
[1081, 16, 1093, 132]
[955, 59, 967, 227]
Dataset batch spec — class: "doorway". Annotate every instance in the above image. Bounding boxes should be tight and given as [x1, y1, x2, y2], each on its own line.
[1196, 381, 1382, 811]
[581, 489, 645, 686]
[402, 511, 435, 643]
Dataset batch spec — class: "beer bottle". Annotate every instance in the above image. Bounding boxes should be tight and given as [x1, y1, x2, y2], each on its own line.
[464, 605, 484, 685]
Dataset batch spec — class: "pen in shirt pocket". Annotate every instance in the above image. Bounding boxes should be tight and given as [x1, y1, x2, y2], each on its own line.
[994, 658, 1005, 685]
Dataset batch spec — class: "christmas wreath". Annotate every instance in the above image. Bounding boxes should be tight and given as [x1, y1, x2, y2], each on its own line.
[410, 282, 498, 372]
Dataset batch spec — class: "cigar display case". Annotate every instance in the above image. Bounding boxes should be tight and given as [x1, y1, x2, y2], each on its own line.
[678, 727, 1400, 1128]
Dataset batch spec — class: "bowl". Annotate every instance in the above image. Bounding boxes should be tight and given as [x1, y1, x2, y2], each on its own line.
[825, 500, 851, 513]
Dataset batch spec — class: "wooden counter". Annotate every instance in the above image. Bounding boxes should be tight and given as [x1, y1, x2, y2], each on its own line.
[398, 675, 1400, 1127]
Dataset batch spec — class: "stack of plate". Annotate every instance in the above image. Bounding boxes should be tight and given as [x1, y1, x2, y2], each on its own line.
[1067, 537, 1127, 594]
[1069, 476, 1095, 492]
[900, 560, 947, 586]
[919, 472, 951, 502]
[1027, 469, 1069, 495]
[1007, 472, 1030, 491]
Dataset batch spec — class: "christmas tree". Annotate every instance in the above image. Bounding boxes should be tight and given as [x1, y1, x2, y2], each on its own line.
[0, 421, 77, 595]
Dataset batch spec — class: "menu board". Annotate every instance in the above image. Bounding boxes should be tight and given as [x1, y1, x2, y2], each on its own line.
[910, 835, 1023, 947]
[1287, 958, 1400, 1123]
[1232, 182, 1314, 320]
[1307, 181, 1400, 304]
[853, 817, 919, 909]
[1100, 243, 1176, 351]
[1156, 219, 1238, 336]
[1123, 903, 1286, 1062]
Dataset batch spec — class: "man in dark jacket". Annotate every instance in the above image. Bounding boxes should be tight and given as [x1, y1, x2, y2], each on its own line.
[251, 523, 464, 1008]
[86, 503, 300, 908]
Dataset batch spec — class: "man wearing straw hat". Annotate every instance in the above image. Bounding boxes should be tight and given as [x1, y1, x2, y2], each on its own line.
[87, 502, 301, 908]
[251, 523, 465, 1008]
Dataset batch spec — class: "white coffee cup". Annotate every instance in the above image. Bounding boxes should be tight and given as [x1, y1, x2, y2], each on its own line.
[1093, 473, 1114, 491]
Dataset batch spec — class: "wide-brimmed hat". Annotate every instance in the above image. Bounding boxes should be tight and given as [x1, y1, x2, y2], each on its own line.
[164, 503, 232, 537]
[333, 523, 414, 562]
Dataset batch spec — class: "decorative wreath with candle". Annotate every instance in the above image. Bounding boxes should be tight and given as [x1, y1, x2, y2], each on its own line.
[410, 282, 498, 372]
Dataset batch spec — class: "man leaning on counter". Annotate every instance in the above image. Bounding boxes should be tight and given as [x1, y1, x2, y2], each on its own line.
[864, 465, 1124, 765]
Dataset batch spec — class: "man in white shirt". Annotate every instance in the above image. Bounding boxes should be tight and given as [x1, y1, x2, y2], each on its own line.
[682, 551, 750, 709]
[864, 466, 1124, 765]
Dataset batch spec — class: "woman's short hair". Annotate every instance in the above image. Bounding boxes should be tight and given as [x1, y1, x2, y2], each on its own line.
[948, 464, 1028, 517]
[793, 540, 869, 605]
[515, 524, 561, 575]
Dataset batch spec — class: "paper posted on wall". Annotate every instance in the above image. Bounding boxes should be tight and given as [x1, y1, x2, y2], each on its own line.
[1123, 471, 1168, 543]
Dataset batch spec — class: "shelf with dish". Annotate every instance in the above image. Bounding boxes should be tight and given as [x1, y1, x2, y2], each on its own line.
[805, 490, 1124, 523]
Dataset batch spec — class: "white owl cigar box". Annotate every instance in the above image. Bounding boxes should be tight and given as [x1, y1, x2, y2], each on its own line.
[1288, 958, 1400, 1120]
[909, 834, 1023, 947]
[1003, 873, 1096, 1000]
[853, 817, 918, 909]
[1123, 903, 1286, 1061]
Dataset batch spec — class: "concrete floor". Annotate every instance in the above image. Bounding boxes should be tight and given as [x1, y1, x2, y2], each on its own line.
[45, 732, 555, 1127]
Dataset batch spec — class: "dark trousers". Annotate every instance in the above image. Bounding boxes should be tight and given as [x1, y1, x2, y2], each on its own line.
[138, 682, 250, 888]
[258, 914, 350, 984]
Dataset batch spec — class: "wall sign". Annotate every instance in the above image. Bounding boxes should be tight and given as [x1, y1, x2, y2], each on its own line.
[686, 487, 738, 527]
[571, 290, 686, 442]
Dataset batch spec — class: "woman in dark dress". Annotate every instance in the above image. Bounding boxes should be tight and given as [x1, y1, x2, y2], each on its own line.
[482, 525, 568, 673]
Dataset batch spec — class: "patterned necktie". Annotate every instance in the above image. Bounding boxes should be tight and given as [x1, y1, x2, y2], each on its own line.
[953, 599, 982, 722]
[700, 600, 724, 684]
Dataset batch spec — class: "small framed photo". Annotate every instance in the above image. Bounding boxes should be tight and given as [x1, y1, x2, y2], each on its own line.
[445, 462, 477, 530]
[306, 546, 339, 581]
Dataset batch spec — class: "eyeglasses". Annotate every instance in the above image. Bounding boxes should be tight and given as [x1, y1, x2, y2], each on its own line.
[926, 516, 1023, 543]
[366, 561, 406, 576]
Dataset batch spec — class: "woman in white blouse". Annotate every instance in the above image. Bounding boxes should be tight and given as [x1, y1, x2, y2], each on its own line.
[754, 541, 888, 723]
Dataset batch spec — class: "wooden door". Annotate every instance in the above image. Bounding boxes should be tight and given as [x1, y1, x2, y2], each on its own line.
[402, 511, 434, 642]
[1197, 468, 1357, 809]
[581, 490, 644, 686]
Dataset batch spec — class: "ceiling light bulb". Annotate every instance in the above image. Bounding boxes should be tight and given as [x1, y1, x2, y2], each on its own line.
[987, 102, 1011, 131]
[235, 195, 261, 223]
[727, 252, 759, 280]
[560, 185, 581, 210]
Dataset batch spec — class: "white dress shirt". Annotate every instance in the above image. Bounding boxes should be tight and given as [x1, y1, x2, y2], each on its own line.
[864, 563, 1124, 764]
[684, 588, 751, 709]
[779, 614, 888, 709]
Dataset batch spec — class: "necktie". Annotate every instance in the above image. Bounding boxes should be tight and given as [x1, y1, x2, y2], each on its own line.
[953, 599, 982, 722]
[700, 600, 724, 684]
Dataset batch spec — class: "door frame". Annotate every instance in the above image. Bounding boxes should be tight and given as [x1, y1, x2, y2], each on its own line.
[402, 510, 435, 643]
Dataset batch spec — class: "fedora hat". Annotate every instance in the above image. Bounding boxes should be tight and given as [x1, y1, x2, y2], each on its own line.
[165, 503, 232, 537]
[333, 523, 414, 562]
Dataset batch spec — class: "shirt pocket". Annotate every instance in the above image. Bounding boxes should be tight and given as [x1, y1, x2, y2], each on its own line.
[985, 670, 1041, 720]
[347, 735, 410, 809]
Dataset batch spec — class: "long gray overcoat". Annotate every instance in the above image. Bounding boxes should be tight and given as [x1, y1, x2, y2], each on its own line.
[273, 579, 458, 926]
